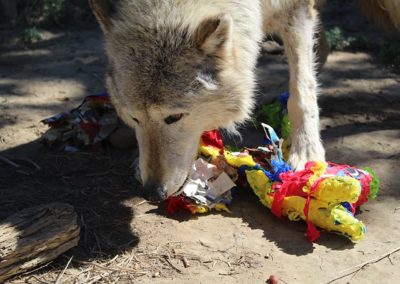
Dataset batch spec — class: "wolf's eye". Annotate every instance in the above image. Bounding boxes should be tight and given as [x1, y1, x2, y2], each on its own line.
[131, 116, 139, 124]
[165, 113, 184, 125]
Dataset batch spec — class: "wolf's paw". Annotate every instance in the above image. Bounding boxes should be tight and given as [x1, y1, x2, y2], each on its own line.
[288, 140, 325, 171]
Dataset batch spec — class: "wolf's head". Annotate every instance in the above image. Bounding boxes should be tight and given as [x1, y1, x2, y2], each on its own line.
[90, 0, 256, 201]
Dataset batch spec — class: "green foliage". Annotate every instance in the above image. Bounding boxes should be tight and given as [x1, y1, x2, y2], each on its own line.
[258, 100, 291, 140]
[18, 0, 92, 28]
[260, 102, 282, 131]
[364, 167, 379, 200]
[326, 27, 355, 51]
[281, 114, 291, 140]
[225, 145, 244, 153]
[42, 0, 66, 23]
[349, 36, 369, 51]
[21, 27, 42, 44]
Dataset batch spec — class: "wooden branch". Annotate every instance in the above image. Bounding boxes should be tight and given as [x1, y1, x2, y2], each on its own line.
[0, 203, 80, 282]
[327, 246, 400, 284]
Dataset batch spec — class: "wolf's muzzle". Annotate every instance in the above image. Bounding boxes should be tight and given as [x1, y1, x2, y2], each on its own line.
[143, 182, 167, 202]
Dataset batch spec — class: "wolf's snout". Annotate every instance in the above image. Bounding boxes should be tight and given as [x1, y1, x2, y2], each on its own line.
[143, 181, 167, 202]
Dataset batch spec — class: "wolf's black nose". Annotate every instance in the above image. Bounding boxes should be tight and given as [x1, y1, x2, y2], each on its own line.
[143, 182, 167, 202]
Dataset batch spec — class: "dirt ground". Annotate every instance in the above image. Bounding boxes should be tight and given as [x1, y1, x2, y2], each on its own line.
[1, 2, 399, 284]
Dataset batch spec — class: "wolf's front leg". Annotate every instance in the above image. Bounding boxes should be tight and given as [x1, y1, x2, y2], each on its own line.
[279, 3, 325, 170]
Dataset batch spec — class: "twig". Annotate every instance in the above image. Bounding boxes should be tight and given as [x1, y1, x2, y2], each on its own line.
[16, 170, 30, 176]
[0, 155, 20, 168]
[327, 246, 400, 283]
[28, 275, 52, 284]
[182, 256, 190, 268]
[86, 271, 114, 284]
[122, 253, 135, 266]
[61, 267, 93, 283]
[55, 255, 73, 284]
[162, 255, 182, 273]
[339, 246, 400, 273]
[198, 240, 234, 253]
[388, 254, 394, 265]
[135, 214, 154, 218]
[20, 260, 54, 276]
[25, 157, 41, 170]
[279, 278, 289, 284]
[219, 272, 240, 276]
[104, 255, 119, 265]
[91, 263, 148, 274]
[199, 240, 212, 248]
[134, 200, 148, 207]
[17, 157, 41, 170]
[327, 268, 362, 284]
[348, 266, 362, 283]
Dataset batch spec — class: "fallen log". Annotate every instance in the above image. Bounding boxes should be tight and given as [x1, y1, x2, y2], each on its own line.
[0, 203, 80, 282]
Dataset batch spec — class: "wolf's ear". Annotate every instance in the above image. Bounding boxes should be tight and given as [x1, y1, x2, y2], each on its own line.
[89, 0, 118, 31]
[195, 14, 233, 56]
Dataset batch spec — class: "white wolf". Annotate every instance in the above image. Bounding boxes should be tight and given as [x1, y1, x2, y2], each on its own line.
[89, 0, 397, 202]
[89, 0, 325, 202]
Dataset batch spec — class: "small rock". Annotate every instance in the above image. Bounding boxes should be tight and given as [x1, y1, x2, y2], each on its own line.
[152, 271, 160, 278]
[267, 275, 278, 284]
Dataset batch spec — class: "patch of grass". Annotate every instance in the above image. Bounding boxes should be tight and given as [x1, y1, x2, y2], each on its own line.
[21, 27, 42, 44]
[326, 27, 371, 51]
[326, 27, 355, 51]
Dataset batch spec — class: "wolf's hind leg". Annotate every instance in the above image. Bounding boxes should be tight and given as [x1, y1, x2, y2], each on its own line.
[279, 3, 325, 170]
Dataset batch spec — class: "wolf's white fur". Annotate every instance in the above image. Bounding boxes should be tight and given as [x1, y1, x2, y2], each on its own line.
[91, 0, 325, 199]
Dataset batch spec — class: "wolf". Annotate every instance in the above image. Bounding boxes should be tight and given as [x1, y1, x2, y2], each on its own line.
[89, 0, 398, 202]
[89, 0, 321, 201]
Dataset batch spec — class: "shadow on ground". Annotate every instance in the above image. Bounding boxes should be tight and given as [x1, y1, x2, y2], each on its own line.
[0, 139, 141, 268]
[1, 28, 144, 271]
[0, 29, 106, 132]
[0, 140, 141, 249]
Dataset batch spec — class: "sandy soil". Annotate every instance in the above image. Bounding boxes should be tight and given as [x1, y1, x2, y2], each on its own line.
[0, 2, 399, 284]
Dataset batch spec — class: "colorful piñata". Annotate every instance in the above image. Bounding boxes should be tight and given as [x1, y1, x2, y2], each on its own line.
[166, 124, 379, 242]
